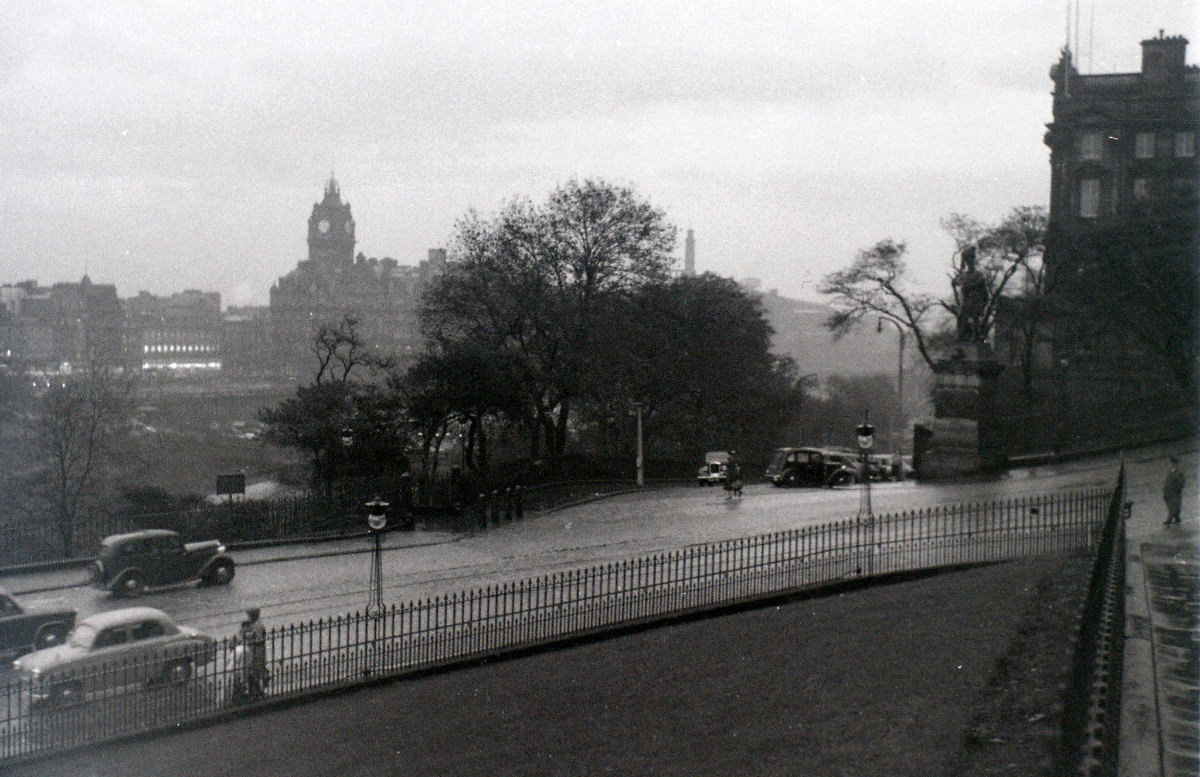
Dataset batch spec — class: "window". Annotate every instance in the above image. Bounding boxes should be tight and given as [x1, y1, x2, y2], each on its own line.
[1133, 178, 1149, 199]
[94, 628, 129, 648]
[1135, 132, 1155, 159]
[1080, 132, 1103, 161]
[1175, 131, 1196, 158]
[1079, 179, 1101, 217]
[132, 620, 166, 641]
[120, 540, 145, 556]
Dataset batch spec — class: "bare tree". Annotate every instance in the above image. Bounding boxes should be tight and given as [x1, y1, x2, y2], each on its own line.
[821, 207, 1048, 376]
[25, 367, 134, 557]
[312, 315, 390, 384]
[941, 206, 1047, 349]
[818, 239, 942, 370]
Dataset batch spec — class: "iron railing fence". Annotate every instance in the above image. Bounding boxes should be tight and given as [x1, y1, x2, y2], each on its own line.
[1058, 466, 1127, 776]
[1, 478, 647, 567]
[0, 487, 1110, 764]
[0, 489, 370, 567]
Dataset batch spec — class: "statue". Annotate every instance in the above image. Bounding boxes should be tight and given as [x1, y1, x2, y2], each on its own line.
[953, 245, 988, 343]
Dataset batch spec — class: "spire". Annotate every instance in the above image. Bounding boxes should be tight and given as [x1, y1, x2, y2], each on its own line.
[324, 173, 340, 204]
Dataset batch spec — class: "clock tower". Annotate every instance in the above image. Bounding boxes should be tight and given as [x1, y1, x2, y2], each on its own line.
[307, 175, 356, 266]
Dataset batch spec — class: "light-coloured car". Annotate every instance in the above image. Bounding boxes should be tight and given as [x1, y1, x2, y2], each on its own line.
[12, 607, 216, 707]
[697, 451, 731, 486]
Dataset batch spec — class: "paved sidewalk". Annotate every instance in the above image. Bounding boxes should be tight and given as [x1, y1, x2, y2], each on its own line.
[1120, 458, 1199, 777]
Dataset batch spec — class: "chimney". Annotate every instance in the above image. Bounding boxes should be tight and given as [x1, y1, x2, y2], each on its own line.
[684, 230, 696, 276]
[1141, 32, 1188, 82]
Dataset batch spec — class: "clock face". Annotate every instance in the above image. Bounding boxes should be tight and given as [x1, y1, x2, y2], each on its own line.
[318, 219, 330, 234]
[343, 220, 352, 234]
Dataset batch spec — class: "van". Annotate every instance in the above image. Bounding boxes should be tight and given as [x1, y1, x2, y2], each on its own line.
[697, 451, 731, 486]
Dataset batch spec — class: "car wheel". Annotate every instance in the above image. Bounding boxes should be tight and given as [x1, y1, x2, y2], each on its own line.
[830, 471, 852, 487]
[204, 560, 235, 586]
[164, 659, 193, 685]
[34, 622, 70, 650]
[118, 572, 145, 597]
[782, 471, 800, 487]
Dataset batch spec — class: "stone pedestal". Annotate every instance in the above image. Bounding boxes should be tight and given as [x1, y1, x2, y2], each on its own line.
[914, 344, 1003, 479]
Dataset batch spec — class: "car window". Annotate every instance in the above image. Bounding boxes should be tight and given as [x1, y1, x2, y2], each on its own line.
[94, 627, 129, 649]
[0, 596, 19, 615]
[132, 620, 166, 641]
[120, 540, 143, 556]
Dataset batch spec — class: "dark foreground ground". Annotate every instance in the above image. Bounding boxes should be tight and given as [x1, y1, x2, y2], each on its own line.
[7, 554, 1089, 777]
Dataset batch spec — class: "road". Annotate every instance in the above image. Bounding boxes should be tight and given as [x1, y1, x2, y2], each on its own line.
[3, 444, 1177, 653]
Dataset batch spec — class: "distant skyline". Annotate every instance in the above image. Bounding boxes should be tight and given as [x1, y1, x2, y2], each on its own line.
[2, 1, 1196, 307]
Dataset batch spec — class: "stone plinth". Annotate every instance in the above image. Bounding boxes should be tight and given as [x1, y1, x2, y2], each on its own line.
[914, 344, 1003, 479]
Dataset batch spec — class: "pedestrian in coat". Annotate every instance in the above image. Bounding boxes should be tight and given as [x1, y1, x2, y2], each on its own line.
[1163, 456, 1185, 525]
[236, 607, 268, 700]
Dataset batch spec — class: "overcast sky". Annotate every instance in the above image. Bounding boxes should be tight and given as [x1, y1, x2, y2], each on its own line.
[2, 1, 1196, 307]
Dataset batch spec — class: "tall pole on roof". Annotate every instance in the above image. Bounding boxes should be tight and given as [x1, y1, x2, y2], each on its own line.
[1088, 3, 1094, 74]
[1080, 0, 1089, 63]
[1065, 1, 1071, 55]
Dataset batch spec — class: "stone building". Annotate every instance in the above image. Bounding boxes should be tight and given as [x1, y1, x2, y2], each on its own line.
[1045, 33, 1198, 236]
[1042, 32, 1198, 390]
[266, 177, 444, 381]
[1012, 31, 1200, 451]
[124, 289, 222, 373]
[0, 277, 124, 374]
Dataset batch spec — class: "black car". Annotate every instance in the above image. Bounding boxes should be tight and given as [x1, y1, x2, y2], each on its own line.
[764, 447, 862, 487]
[91, 529, 236, 597]
[0, 587, 76, 660]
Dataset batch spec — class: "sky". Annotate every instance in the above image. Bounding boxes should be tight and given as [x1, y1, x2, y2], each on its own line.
[2, 1, 1197, 307]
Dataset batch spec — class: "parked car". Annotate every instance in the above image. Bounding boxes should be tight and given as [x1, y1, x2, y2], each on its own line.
[864, 453, 914, 481]
[0, 588, 76, 660]
[764, 447, 862, 487]
[865, 453, 894, 481]
[697, 451, 732, 486]
[91, 529, 235, 597]
[12, 607, 216, 707]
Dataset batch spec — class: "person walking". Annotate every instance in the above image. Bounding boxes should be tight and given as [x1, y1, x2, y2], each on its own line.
[237, 607, 268, 700]
[724, 451, 743, 499]
[1163, 456, 1185, 526]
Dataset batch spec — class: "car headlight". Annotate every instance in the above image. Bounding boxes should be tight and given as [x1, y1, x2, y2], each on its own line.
[217, 544, 226, 553]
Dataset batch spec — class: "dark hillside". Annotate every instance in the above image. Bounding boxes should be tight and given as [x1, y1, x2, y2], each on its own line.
[758, 291, 898, 378]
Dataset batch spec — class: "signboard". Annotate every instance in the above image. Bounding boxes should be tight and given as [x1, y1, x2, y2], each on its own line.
[856, 423, 875, 450]
[366, 499, 390, 532]
[216, 474, 246, 496]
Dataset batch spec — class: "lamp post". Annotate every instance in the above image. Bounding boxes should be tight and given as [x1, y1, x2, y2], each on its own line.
[877, 318, 906, 480]
[364, 497, 389, 618]
[856, 418, 875, 576]
[632, 402, 644, 487]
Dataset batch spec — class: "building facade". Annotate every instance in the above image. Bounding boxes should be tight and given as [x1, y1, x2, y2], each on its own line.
[0, 277, 124, 375]
[1025, 32, 1200, 449]
[124, 289, 222, 373]
[266, 177, 444, 380]
[1045, 33, 1199, 249]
